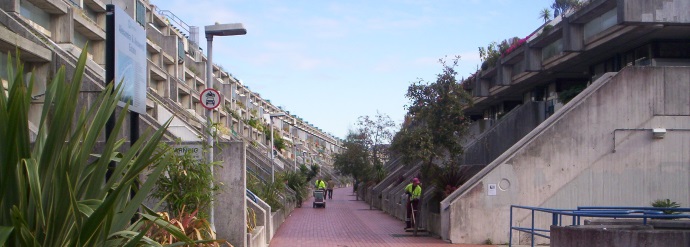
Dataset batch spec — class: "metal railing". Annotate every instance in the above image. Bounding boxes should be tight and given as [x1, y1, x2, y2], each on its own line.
[509, 205, 690, 247]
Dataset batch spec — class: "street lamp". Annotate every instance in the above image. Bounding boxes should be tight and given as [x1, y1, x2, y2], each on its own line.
[293, 140, 301, 172]
[269, 112, 286, 182]
[204, 22, 246, 231]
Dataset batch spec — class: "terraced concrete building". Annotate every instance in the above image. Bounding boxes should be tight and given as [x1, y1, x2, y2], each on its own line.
[0, 0, 341, 169]
[367, 0, 690, 245]
[0, 1, 341, 246]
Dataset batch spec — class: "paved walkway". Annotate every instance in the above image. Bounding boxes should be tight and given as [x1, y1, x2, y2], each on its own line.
[270, 187, 497, 247]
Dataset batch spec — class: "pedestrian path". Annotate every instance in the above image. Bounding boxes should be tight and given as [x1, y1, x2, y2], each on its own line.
[270, 187, 497, 247]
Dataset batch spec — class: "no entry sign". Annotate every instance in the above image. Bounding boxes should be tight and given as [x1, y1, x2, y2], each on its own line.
[200, 88, 221, 110]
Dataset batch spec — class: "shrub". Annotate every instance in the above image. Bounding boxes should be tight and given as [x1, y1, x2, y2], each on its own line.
[651, 199, 681, 215]
[0, 49, 197, 245]
[152, 143, 220, 220]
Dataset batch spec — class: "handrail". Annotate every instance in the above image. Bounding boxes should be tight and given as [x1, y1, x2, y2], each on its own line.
[152, 5, 191, 34]
[509, 205, 690, 247]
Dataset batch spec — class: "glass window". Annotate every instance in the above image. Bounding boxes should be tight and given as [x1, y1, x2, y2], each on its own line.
[136, 1, 146, 27]
[19, 0, 51, 30]
[655, 42, 690, 59]
[67, 0, 81, 7]
[0, 50, 8, 81]
[83, 6, 98, 23]
[511, 60, 525, 76]
[542, 38, 563, 61]
[584, 8, 617, 40]
[73, 31, 93, 54]
[178, 38, 185, 63]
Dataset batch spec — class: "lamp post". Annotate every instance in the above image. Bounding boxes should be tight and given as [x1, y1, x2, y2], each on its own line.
[292, 137, 297, 171]
[204, 22, 246, 231]
[269, 112, 286, 182]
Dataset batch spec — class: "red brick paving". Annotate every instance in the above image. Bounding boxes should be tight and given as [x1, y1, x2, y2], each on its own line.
[270, 187, 497, 247]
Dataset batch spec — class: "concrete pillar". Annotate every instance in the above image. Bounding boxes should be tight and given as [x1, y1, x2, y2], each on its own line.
[525, 47, 542, 72]
[563, 18, 584, 52]
[52, 7, 72, 43]
[214, 141, 247, 247]
[499, 65, 512, 86]
[0, 0, 19, 13]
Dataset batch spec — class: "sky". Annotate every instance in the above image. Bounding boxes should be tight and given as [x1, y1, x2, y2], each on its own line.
[151, 0, 553, 139]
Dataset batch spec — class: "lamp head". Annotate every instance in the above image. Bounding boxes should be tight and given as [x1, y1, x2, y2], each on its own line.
[205, 23, 246, 37]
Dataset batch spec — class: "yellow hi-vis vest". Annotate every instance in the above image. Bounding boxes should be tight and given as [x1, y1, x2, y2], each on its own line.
[408, 184, 421, 200]
[316, 180, 326, 189]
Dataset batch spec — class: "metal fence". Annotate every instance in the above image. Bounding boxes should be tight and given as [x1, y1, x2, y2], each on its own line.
[509, 205, 690, 247]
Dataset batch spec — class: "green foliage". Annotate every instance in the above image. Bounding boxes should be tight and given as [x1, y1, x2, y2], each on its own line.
[246, 174, 284, 212]
[151, 143, 220, 220]
[333, 131, 372, 183]
[0, 49, 195, 246]
[432, 162, 475, 200]
[356, 112, 396, 167]
[245, 118, 262, 131]
[551, 0, 581, 17]
[280, 171, 308, 206]
[479, 42, 501, 70]
[391, 56, 473, 181]
[309, 164, 321, 181]
[263, 125, 286, 152]
[539, 8, 552, 23]
[558, 84, 586, 104]
[651, 199, 681, 215]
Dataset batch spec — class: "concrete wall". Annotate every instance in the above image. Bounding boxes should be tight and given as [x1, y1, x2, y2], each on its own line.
[441, 67, 690, 244]
[462, 102, 546, 166]
[247, 199, 267, 247]
[247, 226, 266, 247]
[551, 225, 690, 247]
[215, 141, 247, 247]
[621, 0, 690, 24]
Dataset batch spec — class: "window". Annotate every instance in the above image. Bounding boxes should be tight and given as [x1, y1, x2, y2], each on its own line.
[136, 1, 146, 27]
[177, 38, 185, 64]
[655, 42, 690, 59]
[67, 0, 82, 7]
[542, 38, 563, 61]
[511, 60, 525, 77]
[19, 0, 51, 31]
[74, 30, 93, 54]
[584, 8, 617, 40]
[0, 50, 7, 81]
[546, 99, 555, 117]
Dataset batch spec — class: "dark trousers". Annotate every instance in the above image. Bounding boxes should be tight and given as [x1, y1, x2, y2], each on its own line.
[405, 199, 419, 228]
[327, 189, 333, 199]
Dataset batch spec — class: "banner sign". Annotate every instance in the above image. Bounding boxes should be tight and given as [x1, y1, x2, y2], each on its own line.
[114, 5, 147, 114]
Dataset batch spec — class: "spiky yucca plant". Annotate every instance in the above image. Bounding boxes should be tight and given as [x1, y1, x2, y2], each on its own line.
[0, 48, 197, 246]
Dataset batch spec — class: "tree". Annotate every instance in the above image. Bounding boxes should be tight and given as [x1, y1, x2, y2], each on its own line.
[539, 8, 552, 23]
[356, 112, 396, 167]
[551, 0, 580, 18]
[390, 56, 473, 181]
[333, 130, 372, 188]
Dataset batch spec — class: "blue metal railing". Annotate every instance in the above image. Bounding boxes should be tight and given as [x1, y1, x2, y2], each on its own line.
[509, 205, 690, 247]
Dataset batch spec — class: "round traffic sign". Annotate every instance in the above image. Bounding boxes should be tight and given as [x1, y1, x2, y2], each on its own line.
[200, 88, 222, 110]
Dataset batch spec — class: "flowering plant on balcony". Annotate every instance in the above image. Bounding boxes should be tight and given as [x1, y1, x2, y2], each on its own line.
[500, 34, 534, 58]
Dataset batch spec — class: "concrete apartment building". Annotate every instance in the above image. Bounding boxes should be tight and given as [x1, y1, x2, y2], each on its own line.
[367, 0, 690, 245]
[0, 0, 341, 170]
[1, 0, 341, 246]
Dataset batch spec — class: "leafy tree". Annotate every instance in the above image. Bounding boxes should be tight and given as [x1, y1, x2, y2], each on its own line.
[551, 0, 580, 17]
[390, 56, 473, 182]
[356, 112, 396, 167]
[333, 130, 372, 187]
[539, 8, 552, 23]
